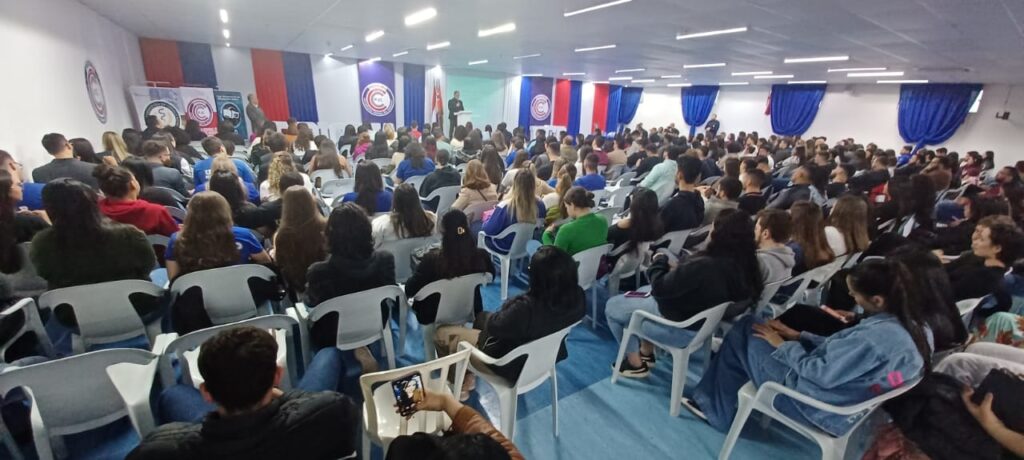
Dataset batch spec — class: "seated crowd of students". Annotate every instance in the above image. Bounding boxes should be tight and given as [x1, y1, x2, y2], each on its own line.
[2, 117, 1024, 459]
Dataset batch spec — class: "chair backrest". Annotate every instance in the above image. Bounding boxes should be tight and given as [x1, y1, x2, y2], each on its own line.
[414, 273, 493, 325]
[616, 171, 636, 186]
[370, 158, 392, 170]
[491, 321, 579, 391]
[604, 164, 625, 180]
[5, 243, 46, 298]
[609, 241, 650, 276]
[574, 244, 613, 290]
[607, 185, 634, 208]
[147, 234, 170, 268]
[595, 206, 622, 224]
[754, 279, 788, 315]
[152, 186, 188, 204]
[956, 298, 983, 318]
[360, 349, 471, 437]
[169, 264, 277, 325]
[320, 178, 355, 198]
[590, 189, 610, 205]
[0, 298, 56, 363]
[463, 200, 498, 224]
[165, 206, 187, 222]
[158, 315, 303, 391]
[652, 228, 693, 254]
[422, 185, 461, 216]
[403, 174, 427, 192]
[767, 256, 848, 315]
[683, 302, 731, 349]
[379, 236, 441, 283]
[309, 285, 404, 349]
[499, 223, 539, 259]
[0, 348, 158, 456]
[310, 169, 341, 186]
[38, 280, 165, 351]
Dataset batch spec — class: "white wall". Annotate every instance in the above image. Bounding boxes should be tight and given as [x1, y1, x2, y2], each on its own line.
[211, 45, 256, 104]
[633, 84, 1024, 165]
[0, 0, 145, 173]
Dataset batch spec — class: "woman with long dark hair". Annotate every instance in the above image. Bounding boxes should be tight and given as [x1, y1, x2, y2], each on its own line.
[273, 186, 326, 294]
[395, 142, 435, 183]
[342, 161, 392, 214]
[165, 192, 270, 280]
[366, 131, 392, 161]
[607, 187, 664, 264]
[337, 124, 358, 153]
[0, 170, 48, 270]
[824, 195, 870, 257]
[688, 258, 930, 437]
[788, 201, 835, 274]
[372, 184, 436, 245]
[607, 209, 764, 377]
[208, 169, 279, 233]
[405, 210, 494, 324]
[479, 145, 506, 187]
[69, 138, 101, 164]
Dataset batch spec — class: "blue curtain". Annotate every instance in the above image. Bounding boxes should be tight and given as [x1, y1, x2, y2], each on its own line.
[518, 77, 532, 134]
[177, 41, 217, 88]
[898, 83, 983, 151]
[618, 87, 643, 128]
[403, 64, 425, 128]
[770, 84, 826, 136]
[567, 80, 583, 137]
[281, 52, 319, 122]
[682, 86, 719, 137]
[605, 85, 623, 133]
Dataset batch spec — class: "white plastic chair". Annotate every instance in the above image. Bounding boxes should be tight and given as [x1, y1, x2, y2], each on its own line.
[310, 169, 343, 187]
[606, 242, 650, 297]
[37, 280, 165, 353]
[412, 273, 493, 361]
[370, 158, 393, 170]
[320, 178, 355, 198]
[463, 200, 498, 225]
[650, 228, 695, 255]
[154, 314, 305, 389]
[574, 244, 613, 328]
[146, 234, 170, 269]
[359, 349, 470, 459]
[379, 236, 441, 283]
[765, 256, 848, 317]
[478, 223, 538, 300]
[611, 302, 731, 417]
[402, 174, 427, 193]
[458, 321, 578, 439]
[956, 297, 984, 323]
[5, 243, 46, 299]
[0, 298, 56, 363]
[421, 185, 461, 216]
[719, 379, 921, 460]
[0, 348, 161, 460]
[606, 185, 634, 208]
[169, 264, 278, 325]
[165, 205, 187, 222]
[590, 189, 610, 205]
[293, 286, 404, 369]
[616, 171, 637, 186]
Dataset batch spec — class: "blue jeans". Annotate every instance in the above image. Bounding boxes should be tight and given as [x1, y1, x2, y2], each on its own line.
[159, 347, 346, 423]
[692, 316, 791, 432]
[606, 288, 697, 354]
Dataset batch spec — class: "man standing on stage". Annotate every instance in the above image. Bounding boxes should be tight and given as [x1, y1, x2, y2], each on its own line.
[246, 93, 267, 140]
[704, 113, 720, 138]
[448, 90, 464, 139]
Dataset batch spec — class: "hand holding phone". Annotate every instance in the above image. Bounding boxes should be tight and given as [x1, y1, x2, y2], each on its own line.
[391, 372, 425, 417]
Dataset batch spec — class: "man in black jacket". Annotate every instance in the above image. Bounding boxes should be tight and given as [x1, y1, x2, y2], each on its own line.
[659, 154, 705, 232]
[128, 326, 358, 460]
[448, 91, 464, 139]
[419, 150, 461, 210]
[34, 133, 99, 189]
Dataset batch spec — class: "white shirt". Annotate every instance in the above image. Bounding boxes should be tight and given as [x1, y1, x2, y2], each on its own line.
[259, 173, 313, 202]
[371, 211, 438, 247]
[824, 226, 847, 257]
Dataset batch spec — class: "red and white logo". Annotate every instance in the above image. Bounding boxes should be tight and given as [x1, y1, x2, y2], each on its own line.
[362, 83, 395, 117]
[84, 61, 107, 124]
[186, 98, 214, 125]
[531, 94, 550, 121]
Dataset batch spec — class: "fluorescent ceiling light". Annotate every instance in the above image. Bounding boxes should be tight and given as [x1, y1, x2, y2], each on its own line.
[718, 82, 750, 86]
[365, 30, 385, 42]
[668, 83, 693, 87]
[684, 62, 726, 69]
[608, 76, 632, 81]
[784, 55, 849, 63]
[877, 79, 928, 84]
[754, 74, 794, 79]
[404, 7, 437, 26]
[632, 79, 655, 83]
[522, 73, 543, 77]
[615, 68, 645, 73]
[514, 53, 541, 60]
[562, 72, 586, 76]
[225, 43, 231, 47]
[219, 9, 229, 23]
[564, 0, 632, 17]
[789, 80, 827, 84]
[426, 41, 450, 50]
[575, 44, 616, 52]
[731, 71, 772, 76]
[676, 26, 748, 40]
[848, 71, 904, 77]
[392, 51, 409, 57]
[222, 29, 230, 39]
[828, 67, 885, 73]
[468, 59, 488, 66]
[363, 57, 382, 64]
[478, 22, 516, 37]
[660, 75, 682, 79]
[340, 44, 354, 51]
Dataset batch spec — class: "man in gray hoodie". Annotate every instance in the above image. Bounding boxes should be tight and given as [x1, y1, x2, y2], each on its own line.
[754, 209, 796, 284]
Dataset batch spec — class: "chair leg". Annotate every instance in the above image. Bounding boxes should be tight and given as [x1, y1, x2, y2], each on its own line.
[718, 396, 755, 460]
[398, 301, 408, 355]
[610, 328, 633, 384]
[382, 329, 397, 369]
[669, 350, 690, 417]
[497, 387, 519, 440]
[422, 324, 437, 362]
[500, 257, 511, 300]
[590, 285, 599, 328]
[362, 431, 371, 460]
[551, 367, 560, 437]
[822, 435, 849, 460]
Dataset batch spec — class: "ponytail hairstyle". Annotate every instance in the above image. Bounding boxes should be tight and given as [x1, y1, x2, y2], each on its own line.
[563, 186, 596, 209]
[437, 210, 477, 276]
[92, 163, 135, 198]
[847, 259, 933, 370]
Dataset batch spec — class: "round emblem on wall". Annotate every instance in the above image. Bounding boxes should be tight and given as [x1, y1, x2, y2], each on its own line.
[361, 83, 395, 117]
[531, 94, 551, 121]
[186, 98, 215, 125]
[144, 100, 181, 129]
[84, 61, 107, 124]
[220, 102, 242, 126]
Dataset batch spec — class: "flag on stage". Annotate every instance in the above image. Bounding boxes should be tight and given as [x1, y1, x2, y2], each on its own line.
[431, 80, 443, 126]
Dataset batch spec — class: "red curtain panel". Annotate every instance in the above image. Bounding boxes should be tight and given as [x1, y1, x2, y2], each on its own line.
[139, 38, 184, 87]
[250, 49, 291, 122]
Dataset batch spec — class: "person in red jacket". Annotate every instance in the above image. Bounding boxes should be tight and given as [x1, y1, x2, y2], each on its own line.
[94, 163, 178, 236]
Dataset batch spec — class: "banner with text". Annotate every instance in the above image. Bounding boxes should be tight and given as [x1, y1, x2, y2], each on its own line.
[179, 87, 218, 136]
[357, 61, 397, 125]
[528, 77, 554, 125]
[129, 86, 185, 130]
[214, 91, 248, 139]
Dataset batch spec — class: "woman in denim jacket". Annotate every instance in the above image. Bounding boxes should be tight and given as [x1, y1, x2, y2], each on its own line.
[688, 258, 932, 437]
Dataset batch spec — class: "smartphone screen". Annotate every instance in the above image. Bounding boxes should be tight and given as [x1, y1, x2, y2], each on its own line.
[624, 291, 651, 298]
[391, 372, 424, 416]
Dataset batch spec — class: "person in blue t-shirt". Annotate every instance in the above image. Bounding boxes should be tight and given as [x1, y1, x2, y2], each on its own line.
[164, 192, 271, 280]
[0, 150, 44, 210]
[342, 161, 393, 215]
[193, 137, 256, 187]
[482, 169, 545, 254]
[574, 154, 607, 191]
[395, 143, 435, 183]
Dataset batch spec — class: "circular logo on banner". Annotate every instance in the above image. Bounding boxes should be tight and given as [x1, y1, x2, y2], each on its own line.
[530, 94, 550, 121]
[220, 102, 242, 127]
[361, 83, 395, 117]
[144, 101, 181, 129]
[84, 61, 107, 124]
[186, 98, 214, 125]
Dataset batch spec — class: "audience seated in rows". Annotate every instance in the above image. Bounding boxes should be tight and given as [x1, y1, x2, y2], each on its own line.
[341, 161, 393, 214]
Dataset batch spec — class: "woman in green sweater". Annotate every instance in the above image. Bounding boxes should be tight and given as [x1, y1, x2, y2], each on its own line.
[542, 186, 608, 255]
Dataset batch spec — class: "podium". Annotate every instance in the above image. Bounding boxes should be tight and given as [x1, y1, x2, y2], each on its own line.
[455, 111, 473, 127]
